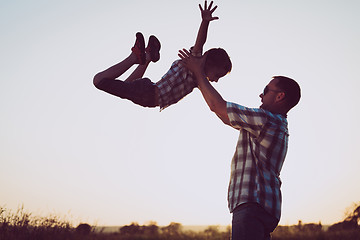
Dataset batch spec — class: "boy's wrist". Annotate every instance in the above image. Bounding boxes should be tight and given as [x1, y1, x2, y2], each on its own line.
[189, 46, 202, 57]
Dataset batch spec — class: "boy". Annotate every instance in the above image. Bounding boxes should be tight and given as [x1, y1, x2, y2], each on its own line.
[93, 1, 231, 111]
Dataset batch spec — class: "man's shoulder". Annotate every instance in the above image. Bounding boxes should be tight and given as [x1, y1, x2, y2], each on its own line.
[226, 102, 288, 127]
[227, 102, 286, 120]
[227, 102, 263, 114]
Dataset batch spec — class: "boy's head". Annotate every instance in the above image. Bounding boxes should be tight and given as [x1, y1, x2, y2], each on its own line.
[203, 48, 232, 82]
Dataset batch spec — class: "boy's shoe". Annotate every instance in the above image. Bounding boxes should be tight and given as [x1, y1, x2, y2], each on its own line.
[146, 35, 161, 63]
[131, 32, 146, 65]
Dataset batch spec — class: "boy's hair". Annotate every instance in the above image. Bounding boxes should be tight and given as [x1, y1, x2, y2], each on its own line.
[204, 48, 232, 77]
[273, 76, 301, 110]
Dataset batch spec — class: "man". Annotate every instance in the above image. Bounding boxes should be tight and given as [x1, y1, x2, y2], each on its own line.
[178, 49, 301, 240]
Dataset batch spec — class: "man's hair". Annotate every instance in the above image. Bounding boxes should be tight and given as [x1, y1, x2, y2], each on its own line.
[273, 76, 301, 110]
[204, 48, 232, 77]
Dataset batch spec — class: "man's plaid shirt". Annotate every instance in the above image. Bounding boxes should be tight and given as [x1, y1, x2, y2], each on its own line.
[227, 102, 289, 220]
[156, 60, 197, 110]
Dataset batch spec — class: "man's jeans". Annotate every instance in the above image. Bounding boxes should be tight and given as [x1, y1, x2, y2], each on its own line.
[232, 203, 279, 240]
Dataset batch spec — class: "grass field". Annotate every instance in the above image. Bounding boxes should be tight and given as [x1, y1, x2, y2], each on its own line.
[1, 205, 359, 240]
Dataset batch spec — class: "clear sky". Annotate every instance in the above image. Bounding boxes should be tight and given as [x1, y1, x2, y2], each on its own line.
[1, 0, 360, 227]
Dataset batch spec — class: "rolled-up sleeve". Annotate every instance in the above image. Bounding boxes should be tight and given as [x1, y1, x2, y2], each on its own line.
[227, 102, 268, 137]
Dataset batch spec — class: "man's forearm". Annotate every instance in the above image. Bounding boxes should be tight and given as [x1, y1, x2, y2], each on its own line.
[194, 71, 229, 124]
[177, 45, 229, 124]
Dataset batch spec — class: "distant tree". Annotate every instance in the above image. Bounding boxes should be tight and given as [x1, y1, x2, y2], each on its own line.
[273, 225, 291, 235]
[204, 225, 220, 238]
[351, 204, 360, 225]
[161, 222, 182, 236]
[328, 219, 357, 232]
[329, 202, 360, 232]
[143, 221, 159, 236]
[120, 222, 144, 235]
[302, 222, 322, 233]
[75, 223, 92, 235]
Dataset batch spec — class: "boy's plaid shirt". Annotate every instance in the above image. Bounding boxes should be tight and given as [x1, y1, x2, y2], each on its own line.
[226, 102, 289, 220]
[156, 60, 197, 111]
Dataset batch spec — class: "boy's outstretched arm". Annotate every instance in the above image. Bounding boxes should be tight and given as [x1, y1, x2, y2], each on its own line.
[192, 1, 219, 54]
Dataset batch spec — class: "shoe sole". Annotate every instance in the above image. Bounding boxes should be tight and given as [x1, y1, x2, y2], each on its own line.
[132, 32, 146, 64]
[147, 35, 161, 62]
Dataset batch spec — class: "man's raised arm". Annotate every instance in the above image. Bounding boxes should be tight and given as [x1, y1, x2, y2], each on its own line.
[178, 49, 230, 125]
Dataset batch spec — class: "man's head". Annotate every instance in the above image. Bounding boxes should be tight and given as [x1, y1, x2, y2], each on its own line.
[260, 76, 301, 115]
[203, 48, 232, 82]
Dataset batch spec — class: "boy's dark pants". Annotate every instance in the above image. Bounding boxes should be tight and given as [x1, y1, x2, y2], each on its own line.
[96, 78, 158, 107]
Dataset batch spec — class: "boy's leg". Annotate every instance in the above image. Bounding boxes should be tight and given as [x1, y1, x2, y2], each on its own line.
[93, 32, 146, 86]
[125, 35, 161, 82]
[128, 78, 159, 107]
[125, 62, 150, 83]
[94, 32, 159, 107]
[96, 77, 158, 107]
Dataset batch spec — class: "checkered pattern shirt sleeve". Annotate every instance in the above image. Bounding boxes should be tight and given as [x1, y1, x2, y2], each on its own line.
[226, 102, 289, 220]
[156, 60, 197, 111]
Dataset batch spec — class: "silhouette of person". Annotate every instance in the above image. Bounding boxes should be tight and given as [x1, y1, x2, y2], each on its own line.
[178, 48, 301, 240]
[93, 1, 231, 111]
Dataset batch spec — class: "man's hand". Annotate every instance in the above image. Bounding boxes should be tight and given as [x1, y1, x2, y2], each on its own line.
[178, 48, 205, 82]
[199, 1, 219, 22]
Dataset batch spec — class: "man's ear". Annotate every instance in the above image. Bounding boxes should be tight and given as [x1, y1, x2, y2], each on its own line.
[276, 92, 286, 102]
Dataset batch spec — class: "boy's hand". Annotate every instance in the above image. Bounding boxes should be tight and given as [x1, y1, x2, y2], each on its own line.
[199, 1, 219, 22]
